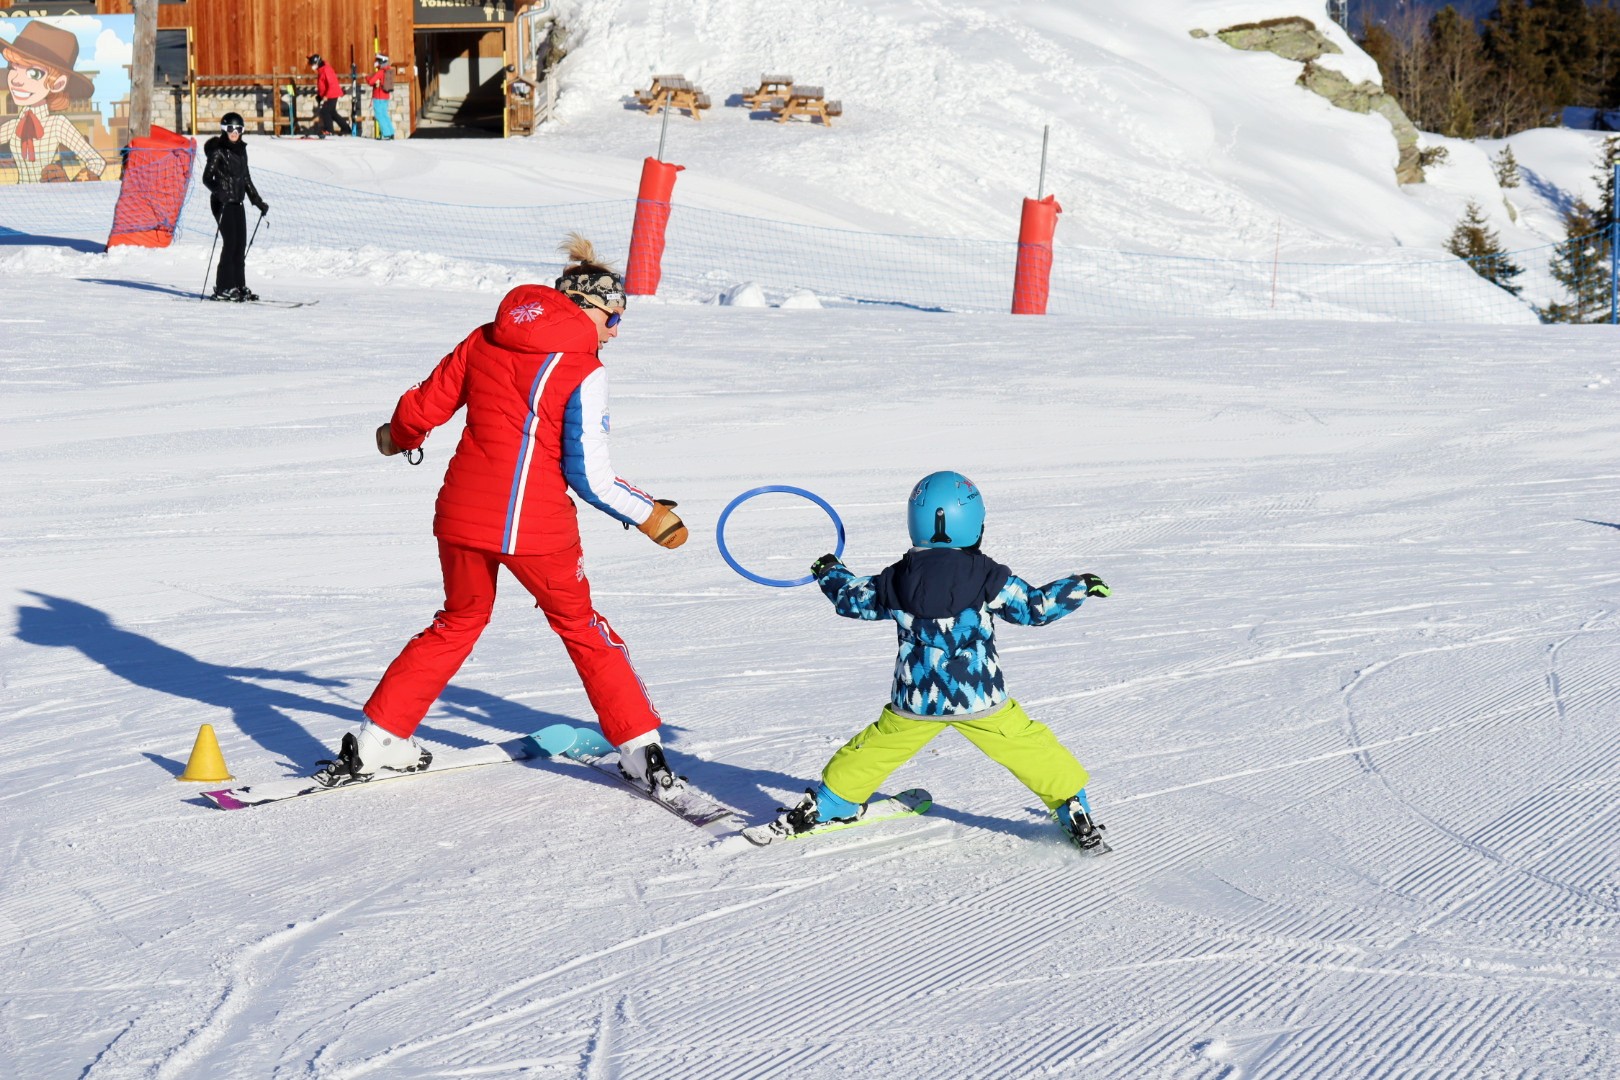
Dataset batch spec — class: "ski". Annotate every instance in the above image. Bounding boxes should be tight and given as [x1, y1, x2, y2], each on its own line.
[532, 723, 743, 836]
[200, 734, 540, 809]
[742, 788, 933, 846]
[175, 295, 320, 308]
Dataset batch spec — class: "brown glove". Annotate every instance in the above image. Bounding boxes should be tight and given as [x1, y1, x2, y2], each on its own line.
[376, 423, 400, 456]
[637, 499, 687, 549]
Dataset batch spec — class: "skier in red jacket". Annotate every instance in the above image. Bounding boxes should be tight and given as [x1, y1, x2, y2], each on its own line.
[316, 235, 690, 793]
[307, 54, 350, 138]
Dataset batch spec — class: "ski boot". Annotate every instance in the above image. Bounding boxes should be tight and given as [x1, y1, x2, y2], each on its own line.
[743, 785, 863, 845]
[237, 287, 259, 302]
[1055, 792, 1110, 855]
[617, 739, 684, 798]
[312, 720, 432, 788]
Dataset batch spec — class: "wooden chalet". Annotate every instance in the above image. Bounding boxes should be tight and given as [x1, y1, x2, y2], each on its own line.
[0, 0, 558, 137]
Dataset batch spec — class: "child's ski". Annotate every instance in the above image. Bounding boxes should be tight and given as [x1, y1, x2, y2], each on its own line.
[742, 788, 933, 846]
[532, 723, 742, 836]
[200, 735, 540, 809]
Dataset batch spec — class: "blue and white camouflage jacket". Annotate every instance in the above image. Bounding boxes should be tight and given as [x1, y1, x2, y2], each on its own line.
[817, 548, 1090, 718]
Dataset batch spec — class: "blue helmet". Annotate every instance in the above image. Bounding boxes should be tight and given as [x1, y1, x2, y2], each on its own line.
[907, 471, 985, 549]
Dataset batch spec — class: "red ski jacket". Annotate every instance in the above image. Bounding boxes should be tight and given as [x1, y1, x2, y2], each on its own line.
[387, 285, 656, 557]
[316, 63, 342, 100]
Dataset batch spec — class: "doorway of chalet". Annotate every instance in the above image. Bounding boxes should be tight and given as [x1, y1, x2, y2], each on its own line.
[414, 27, 506, 137]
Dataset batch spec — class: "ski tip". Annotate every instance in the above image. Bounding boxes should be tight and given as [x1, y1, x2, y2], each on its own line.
[896, 788, 933, 813]
[530, 724, 580, 759]
[203, 789, 246, 810]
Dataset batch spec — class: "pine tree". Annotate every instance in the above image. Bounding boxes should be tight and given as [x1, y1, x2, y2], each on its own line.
[1428, 6, 1488, 137]
[1543, 199, 1609, 322]
[1447, 200, 1525, 296]
[1493, 144, 1522, 188]
[1483, 0, 1556, 134]
[1544, 138, 1620, 323]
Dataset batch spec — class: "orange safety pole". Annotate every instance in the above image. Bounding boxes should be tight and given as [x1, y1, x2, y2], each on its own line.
[625, 156, 685, 295]
[1011, 194, 1061, 315]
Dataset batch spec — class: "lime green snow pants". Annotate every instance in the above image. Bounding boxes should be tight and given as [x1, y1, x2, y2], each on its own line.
[821, 699, 1088, 810]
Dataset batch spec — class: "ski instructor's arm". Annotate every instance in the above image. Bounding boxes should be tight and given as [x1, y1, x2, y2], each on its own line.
[378, 331, 475, 454]
[563, 368, 687, 548]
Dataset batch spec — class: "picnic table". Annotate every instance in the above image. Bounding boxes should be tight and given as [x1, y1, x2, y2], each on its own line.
[741, 73, 794, 109]
[771, 85, 842, 127]
[634, 74, 712, 120]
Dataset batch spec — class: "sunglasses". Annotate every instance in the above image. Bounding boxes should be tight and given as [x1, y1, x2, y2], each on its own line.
[223, 123, 244, 133]
[570, 291, 624, 327]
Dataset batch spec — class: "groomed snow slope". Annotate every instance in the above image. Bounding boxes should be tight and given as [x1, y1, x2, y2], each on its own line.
[2, 247, 1618, 1077]
[3, 3, 1620, 1077]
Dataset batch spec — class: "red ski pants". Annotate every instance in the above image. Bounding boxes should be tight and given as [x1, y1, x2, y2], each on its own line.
[363, 540, 660, 746]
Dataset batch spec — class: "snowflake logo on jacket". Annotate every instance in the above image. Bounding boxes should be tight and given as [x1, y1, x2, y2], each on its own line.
[508, 302, 545, 324]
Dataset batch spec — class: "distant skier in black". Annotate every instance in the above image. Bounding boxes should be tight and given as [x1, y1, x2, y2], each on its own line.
[201, 112, 269, 302]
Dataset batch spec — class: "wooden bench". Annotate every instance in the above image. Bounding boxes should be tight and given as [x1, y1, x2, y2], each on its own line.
[741, 73, 793, 108]
[633, 74, 711, 120]
[772, 85, 840, 126]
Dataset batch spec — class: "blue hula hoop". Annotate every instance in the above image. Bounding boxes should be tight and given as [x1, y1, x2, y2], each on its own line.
[715, 485, 846, 588]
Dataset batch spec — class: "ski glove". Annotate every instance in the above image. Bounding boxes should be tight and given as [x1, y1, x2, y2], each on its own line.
[1079, 573, 1111, 598]
[375, 423, 399, 456]
[254, 199, 269, 214]
[638, 499, 688, 549]
[810, 553, 844, 580]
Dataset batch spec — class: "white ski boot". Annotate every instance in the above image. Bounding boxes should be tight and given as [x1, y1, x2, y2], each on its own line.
[616, 732, 682, 797]
[313, 720, 432, 788]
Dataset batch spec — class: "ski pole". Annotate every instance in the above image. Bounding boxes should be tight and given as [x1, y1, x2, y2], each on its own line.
[245, 207, 266, 256]
[199, 219, 221, 299]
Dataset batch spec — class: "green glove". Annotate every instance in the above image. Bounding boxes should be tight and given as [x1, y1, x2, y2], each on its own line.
[1079, 573, 1110, 598]
[810, 553, 844, 580]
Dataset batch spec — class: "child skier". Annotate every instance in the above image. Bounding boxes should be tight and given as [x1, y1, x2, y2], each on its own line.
[744, 471, 1111, 851]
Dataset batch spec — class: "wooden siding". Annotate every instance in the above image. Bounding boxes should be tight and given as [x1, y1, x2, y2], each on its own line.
[98, 0, 418, 80]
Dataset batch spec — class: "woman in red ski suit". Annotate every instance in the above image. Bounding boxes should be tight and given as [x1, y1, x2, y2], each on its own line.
[316, 240, 688, 791]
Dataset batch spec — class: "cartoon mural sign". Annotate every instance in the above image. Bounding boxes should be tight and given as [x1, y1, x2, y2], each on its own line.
[0, 15, 133, 184]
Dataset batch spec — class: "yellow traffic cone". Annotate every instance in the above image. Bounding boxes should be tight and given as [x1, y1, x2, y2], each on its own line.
[178, 723, 233, 782]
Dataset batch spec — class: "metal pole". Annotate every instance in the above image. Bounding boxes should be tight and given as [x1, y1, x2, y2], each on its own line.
[199, 220, 221, 299]
[656, 91, 672, 161]
[1611, 161, 1618, 325]
[130, 0, 156, 138]
[245, 208, 266, 256]
[1037, 124, 1049, 199]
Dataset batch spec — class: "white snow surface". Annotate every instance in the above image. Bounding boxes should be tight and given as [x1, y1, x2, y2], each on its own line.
[4, 2, 1620, 1077]
[3, 245, 1620, 1077]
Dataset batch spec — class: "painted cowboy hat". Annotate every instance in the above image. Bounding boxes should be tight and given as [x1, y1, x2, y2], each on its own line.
[3, 21, 94, 102]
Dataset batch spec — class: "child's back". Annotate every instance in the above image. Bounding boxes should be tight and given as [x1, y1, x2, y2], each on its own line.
[819, 546, 1088, 718]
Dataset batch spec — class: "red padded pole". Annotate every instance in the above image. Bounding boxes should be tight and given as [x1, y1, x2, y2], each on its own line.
[1011, 194, 1062, 315]
[625, 156, 685, 296]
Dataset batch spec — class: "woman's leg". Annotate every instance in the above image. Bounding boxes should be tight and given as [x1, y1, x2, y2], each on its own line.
[215, 202, 247, 294]
[362, 541, 499, 738]
[502, 544, 661, 747]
